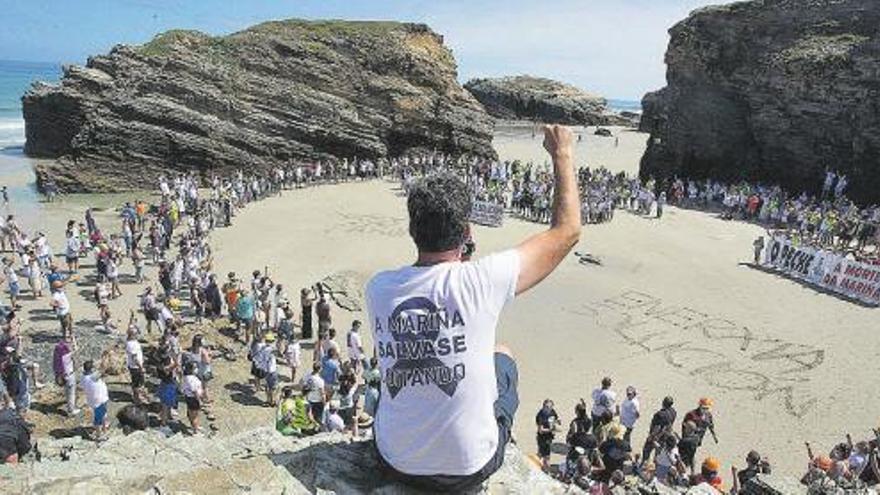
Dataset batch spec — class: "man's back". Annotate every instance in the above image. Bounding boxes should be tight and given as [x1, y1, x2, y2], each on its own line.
[365, 250, 519, 476]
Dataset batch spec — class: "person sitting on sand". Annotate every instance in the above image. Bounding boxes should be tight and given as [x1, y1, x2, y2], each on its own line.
[365, 125, 580, 491]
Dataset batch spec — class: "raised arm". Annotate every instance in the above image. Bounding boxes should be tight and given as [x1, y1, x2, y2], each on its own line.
[516, 125, 581, 295]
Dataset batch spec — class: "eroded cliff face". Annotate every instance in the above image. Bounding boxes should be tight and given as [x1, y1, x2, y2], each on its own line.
[464, 76, 626, 126]
[23, 20, 496, 192]
[640, 0, 880, 204]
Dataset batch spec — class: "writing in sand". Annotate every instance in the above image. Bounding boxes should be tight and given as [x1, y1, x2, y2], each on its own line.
[573, 290, 823, 419]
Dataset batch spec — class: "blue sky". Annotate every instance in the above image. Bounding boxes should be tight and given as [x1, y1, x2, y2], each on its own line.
[1, 0, 718, 100]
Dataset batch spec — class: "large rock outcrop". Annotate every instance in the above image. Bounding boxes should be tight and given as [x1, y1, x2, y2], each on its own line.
[23, 20, 496, 192]
[465, 76, 624, 126]
[640, 0, 880, 205]
[0, 428, 569, 494]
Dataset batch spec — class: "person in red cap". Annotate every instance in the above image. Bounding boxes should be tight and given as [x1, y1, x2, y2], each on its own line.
[683, 398, 718, 447]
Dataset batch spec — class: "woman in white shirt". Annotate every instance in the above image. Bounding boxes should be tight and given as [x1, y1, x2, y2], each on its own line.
[182, 362, 204, 434]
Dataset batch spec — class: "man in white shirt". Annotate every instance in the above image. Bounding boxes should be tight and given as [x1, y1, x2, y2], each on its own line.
[346, 320, 365, 371]
[302, 362, 326, 422]
[50, 281, 73, 340]
[365, 125, 581, 491]
[620, 386, 641, 444]
[125, 327, 145, 404]
[80, 360, 110, 438]
[591, 376, 618, 430]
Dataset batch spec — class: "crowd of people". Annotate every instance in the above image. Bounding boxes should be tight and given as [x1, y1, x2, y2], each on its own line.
[661, 170, 880, 260]
[399, 156, 649, 225]
[534, 377, 880, 494]
[0, 160, 395, 462]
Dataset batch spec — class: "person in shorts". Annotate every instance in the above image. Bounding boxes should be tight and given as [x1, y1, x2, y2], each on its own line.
[365, 125, 581, 491]
[536, 399, 560, 471]
[80, 360, 109, 439]
[182, 362, 204, 433]
[125, 327, 146, 404]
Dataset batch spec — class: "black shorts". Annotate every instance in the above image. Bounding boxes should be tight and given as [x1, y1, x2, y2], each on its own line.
[129, 368, 145, 389]
[378, 352, 519, 492]
[66, 255, 77, 264]
[537, 434, 553, 458]
[185, 395, 201, 411]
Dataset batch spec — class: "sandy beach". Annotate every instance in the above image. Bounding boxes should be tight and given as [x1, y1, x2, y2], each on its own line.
[188, 125, 877, 475]
[0, 125, 874, 479]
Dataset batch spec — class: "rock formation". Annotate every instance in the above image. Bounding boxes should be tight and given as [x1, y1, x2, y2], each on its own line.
[2, 425, 802, 493]
[2, 428, 569, 494]
[465, 76, 625, 127]
[23, 20, 495, 192]
[640, 0, 880, 205]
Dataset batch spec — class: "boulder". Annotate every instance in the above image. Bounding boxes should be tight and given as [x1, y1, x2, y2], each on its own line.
[23, 20, 496, 192]
[640, 0, 880, 204]
[465, 75, 616, 126]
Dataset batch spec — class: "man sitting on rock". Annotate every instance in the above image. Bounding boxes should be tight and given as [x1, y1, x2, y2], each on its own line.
[365, 125, 581, 491]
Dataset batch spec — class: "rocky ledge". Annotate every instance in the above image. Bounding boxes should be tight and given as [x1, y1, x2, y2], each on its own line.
[0, 428, 567, 494]
[640, 0, 880, 204]
[23, 20, 496, 192]
[464, 76, 632, 127]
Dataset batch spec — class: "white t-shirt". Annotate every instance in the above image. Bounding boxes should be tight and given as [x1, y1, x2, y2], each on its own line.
[324, 411, 345, 432]
[66, 237, 80, 257]
[285, 341, 301, 367]
[591, 388, 617, 418]
[365, 250, 520, 476]
[53, 291, 70, 316]
[303, 373, 325, 403]
[347, 330, 363, 361]
[125, 340, 143, 369]
[80, 374, 109, 408]
[620, 397, 640, 429]
[182, 374, 203, 398]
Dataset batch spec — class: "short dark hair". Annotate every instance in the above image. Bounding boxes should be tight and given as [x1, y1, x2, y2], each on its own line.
[407, 172, 471, 252]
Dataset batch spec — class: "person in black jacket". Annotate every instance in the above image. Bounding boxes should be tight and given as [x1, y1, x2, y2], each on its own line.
[642, 396, 677, 464]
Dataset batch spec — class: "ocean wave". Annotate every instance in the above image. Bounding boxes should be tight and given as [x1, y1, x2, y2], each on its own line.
[0, 120, 25, 131]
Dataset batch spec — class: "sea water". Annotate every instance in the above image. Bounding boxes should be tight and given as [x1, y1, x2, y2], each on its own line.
[0, 59, 60, 149]
[0, 59, 82, 228]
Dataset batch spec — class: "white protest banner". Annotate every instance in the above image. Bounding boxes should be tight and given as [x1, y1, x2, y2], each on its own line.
[760, 235, 880, 306]
[470, 200, 504, 228]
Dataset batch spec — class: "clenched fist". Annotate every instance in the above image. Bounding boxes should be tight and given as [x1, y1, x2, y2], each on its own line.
[543, 124, 574, 160]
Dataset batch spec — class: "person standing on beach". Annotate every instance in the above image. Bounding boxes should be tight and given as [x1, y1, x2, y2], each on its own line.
[591, 377, 617, 434]
[2, 257, 20, 309]
[300, 287, 316, 340]
[125, 327, 146, 405]
[52, 335, 79, 416]
[50, 281, 73, 341]
[620, 386, 640, 444]
[80, 360, 109, 440]
[683, 398, 718, 447]
[365, 125, 580, 491]
[642, 396, 676, 465]
[536, 399, 560, 471]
